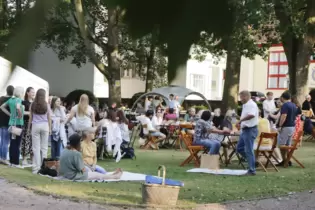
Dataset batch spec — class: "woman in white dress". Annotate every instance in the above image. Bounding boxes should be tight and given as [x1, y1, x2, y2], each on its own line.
[65, 94, 95, 132]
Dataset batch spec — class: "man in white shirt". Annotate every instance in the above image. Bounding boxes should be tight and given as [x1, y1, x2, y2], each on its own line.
[236, 90, 259, 176]
[263, 92, 276, 119]
[136, 110, 166, 140]
[169, 94, 175, 109]
[173, 96, 181, 118]
[144, 96, 153, 111]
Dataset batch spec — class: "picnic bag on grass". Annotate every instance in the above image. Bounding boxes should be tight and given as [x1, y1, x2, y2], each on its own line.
[200, 154, 220, 170]
[142, 165, 180, 206]
[38, 158, 59, 177]
[121, 146, 136, 159]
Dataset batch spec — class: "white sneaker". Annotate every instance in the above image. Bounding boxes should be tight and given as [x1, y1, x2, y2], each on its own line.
[2, 160, 10, 165]
[10, 164, 24, 169]
[22, 159, 28, 166]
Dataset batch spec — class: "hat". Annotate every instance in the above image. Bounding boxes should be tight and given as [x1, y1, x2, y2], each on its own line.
[69, 133, 81, 147]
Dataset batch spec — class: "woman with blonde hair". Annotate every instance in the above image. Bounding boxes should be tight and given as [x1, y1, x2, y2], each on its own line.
[66, 94, 95, 132]
[0, 86, 25, 167]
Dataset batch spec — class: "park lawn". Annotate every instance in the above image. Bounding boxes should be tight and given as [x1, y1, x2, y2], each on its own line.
[0, 142, 315, 206]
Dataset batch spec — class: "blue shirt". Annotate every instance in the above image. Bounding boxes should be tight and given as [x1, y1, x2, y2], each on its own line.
[280, 102, 297, 127]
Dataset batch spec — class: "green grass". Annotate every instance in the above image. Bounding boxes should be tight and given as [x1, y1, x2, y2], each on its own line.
[1, 142, 315, 206]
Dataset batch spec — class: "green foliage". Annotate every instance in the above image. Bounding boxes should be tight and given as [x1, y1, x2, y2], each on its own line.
[130, 92, 145, 107]
[111, 0, 235, 82]
[192, 105, 208, 112]
[65, 89, 96, 105]
[192, 0, 279, 61]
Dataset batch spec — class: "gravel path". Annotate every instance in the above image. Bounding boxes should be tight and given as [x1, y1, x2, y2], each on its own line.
[0, 178, 314, 210]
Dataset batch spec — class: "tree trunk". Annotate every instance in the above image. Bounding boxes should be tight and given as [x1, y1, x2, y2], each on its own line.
[0, 0, 7, 30]
[145, 42, 156, 92]
[107, 8, 121, 106]
[274, 0, 314, 103]
[283, 39, 311, 103]
[167, 37, 192, 83]
[221, 43, 241, 113]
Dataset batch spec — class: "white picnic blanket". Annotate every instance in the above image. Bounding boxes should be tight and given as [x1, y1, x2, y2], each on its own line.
[187, 168, 248, 176]
[40, 171, 146, 183]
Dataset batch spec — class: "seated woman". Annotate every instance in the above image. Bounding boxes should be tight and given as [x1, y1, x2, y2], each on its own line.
[59, 133, 122, 180]
[116, 109, 130, 143]
[184, 107, 199, 122]
[212, 108, 224, 128]
[165, 108, 177, 121]
[193, 110, 227, 155]
[152, 107, 167, 135]
[98, 110, 122, 162]
[81, 127, 106, 174]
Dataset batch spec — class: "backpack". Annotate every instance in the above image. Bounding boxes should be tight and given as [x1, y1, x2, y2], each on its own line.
[121, 146, 136, 159]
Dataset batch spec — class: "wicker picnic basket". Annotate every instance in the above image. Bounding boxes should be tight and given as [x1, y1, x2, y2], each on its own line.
[142, 165, 180, 206]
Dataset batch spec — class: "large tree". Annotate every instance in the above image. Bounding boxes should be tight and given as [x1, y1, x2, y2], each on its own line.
[114, 0, 235, 83]
[41, 0, 124, 105]
[0, 0, 38, 68]
[120, 28, 168, 92]
[272, 0, 315, 102]
[192, 0, 278, 111]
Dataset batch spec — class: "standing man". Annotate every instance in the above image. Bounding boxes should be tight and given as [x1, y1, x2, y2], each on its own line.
[236, 90, 259, 176]
[277, 92, 296, 166]
[0, 85, 14, 164]
[168, 94, 175, 109]
[263, 92, 276, 119]
[173, 96, 181, 118]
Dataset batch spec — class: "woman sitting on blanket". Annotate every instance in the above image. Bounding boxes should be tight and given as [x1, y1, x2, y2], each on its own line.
[193, 110, 229, 155]
[81, 127, 107, 174]
[59, 133, 122, 181]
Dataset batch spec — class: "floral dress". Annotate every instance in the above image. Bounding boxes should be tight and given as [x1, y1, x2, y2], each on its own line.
[21, 100, 32, 158]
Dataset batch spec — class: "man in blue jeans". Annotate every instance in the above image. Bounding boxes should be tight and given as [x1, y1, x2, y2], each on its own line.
[236, 91, 259, 176]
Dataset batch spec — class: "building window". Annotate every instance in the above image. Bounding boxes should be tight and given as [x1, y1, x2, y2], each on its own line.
[190, 74, 205, 95]
[267, 51, 288, 89]
[211, 80, 217, 91]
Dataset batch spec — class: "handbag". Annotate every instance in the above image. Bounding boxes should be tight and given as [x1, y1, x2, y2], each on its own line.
[8, 99, 23, 136]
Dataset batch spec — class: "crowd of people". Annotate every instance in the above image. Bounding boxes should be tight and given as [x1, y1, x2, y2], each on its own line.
[0, 86, 124, 180]
[0, 85, 308, 179]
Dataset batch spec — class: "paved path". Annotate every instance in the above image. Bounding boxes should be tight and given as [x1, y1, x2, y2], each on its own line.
[0, 179, 314, 210]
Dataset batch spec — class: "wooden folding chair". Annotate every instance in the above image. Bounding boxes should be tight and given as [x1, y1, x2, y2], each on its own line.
[179, 131, 206, 167]
[140, 124, 159, 150]
[255, 132, 279, 172]
[280, 130, 305, 168]
[302, 110, 312, 118]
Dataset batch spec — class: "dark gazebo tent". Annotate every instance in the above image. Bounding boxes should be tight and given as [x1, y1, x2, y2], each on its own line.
[131, 85, 211, 111]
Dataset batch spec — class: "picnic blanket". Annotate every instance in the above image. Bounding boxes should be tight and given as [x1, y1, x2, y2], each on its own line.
[187, 168, 248, 176]
[40, 171, 146, 183]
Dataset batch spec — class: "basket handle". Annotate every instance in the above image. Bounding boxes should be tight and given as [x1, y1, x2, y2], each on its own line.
[157, 165, 166, 185]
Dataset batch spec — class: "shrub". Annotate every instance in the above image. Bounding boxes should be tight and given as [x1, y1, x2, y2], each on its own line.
[192, 105, 209, 112]
[130, 92, 145, 108]
[65, 89, 97, 105]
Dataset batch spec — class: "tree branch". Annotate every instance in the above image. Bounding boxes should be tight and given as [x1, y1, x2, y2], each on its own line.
[74, 0, 109, 78]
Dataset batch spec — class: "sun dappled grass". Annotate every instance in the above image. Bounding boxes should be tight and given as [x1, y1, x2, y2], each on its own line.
[1, 142, 315, 205]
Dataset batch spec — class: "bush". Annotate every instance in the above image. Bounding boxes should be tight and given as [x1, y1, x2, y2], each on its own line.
[130, 92, 145, 108]
[192, 105, 209, 112]
[65, 89, 97, 105]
